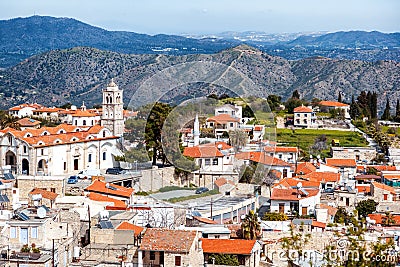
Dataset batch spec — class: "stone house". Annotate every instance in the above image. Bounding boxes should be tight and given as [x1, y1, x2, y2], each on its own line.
[291, 219, 326, 233]
[331, 146, 377, 163]
[371, 182, 397, 202]
[201, 238, 262, 267]
[138, 228, 203, 267]
[17, 175, 65, 203]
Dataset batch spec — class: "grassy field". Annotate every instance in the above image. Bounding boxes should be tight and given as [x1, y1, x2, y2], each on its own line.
[276, 128, 368, 158]
[166, 189, 219, 203]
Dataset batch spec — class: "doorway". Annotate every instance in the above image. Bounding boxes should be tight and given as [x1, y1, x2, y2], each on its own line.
[22, 159, 29, 175]
[74, 158, 79, 170]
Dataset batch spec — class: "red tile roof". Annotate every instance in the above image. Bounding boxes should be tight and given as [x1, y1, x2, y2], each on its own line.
[17, 118, 41, 127]
[356, 185, 371, 194]
[140, 228, 197, 252]
[193, 216, 218, 224]
[318, 203, 338, 217]
[183, 146, 224, 158]
[29, 188, 58, 200]
[356, 165, 398, 172]
[296, 162, 317, 175]
[293, 105, 313, 113]
[9, 103, 44, 111]
[326, 158, 357, 168]
[312, 221, 326, 228]
[71, 110, 98, 117]
[271, 188, 320, 201]
[238, 151, 291, 167]
[372, 182, 396, 194]
[275, 178, 320, 188]
[214, 177, 235, 187]
[116, 221, 145, 237]
[88, 192, 127, 208]
[201, 238, 257, 255]
[319, 101, 349, 107]
[368, 213, 400, 225]
[207, 114, 240, 123]
[301, 171, 340, 183]
[85, 180, 134, 198]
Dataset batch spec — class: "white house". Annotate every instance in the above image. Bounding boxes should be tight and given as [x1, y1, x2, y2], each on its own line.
[264, 146, 299, 164]
[206, 114, 240, 137]
[270, 187, 321, 216]
[8, 103, 44, 118]
[293, 105, 316, 128]
[214, 104, 242, 119]
[325, 158, 357, 183]
[319, 100, 350, 119]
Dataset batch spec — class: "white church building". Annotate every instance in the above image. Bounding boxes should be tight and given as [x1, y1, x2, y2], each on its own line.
[0, 79, 124, 175]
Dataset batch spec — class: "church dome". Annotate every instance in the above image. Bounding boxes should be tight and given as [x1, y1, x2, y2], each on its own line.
[107, 78, 117, 87]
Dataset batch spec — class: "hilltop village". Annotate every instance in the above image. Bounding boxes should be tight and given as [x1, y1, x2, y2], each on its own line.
[1, 81, 400, 267]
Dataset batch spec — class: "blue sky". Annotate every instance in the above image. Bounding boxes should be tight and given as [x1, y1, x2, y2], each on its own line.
[1, 0, 399, 34]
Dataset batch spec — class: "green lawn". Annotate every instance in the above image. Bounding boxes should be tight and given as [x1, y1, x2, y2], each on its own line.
[276, 128, 368, 158]
[166, 189, 219, 203]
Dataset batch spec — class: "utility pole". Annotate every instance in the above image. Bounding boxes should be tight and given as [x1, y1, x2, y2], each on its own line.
[52, 239, 55, 267]
[87, 205, 91, 245]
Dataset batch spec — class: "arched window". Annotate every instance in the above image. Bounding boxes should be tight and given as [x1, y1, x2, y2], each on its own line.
[103, 131, 106, 138]
[88, 154, 92, 163]
[83, 120, 86, 126]
[102, 152, 106, 161]
[23, 145, 27, 153]
[75, 120, 78, 126]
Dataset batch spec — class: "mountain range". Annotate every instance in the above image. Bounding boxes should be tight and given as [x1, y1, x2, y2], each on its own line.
[0, 45, 399, 112]
[0, 16, 399, 68]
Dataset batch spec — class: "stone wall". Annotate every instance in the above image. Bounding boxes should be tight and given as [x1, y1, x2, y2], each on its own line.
[90, 228, 135, 245]
[17, 175, 65, 201]
[139, 166, 175, 192]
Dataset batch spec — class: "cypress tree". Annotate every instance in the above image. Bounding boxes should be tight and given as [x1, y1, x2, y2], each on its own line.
[338, 91, 342, 103]
[381, 98, 391, 121]
[292, 90, 300, 99]
[371, 92, 378, 119]
[396, 99, 400, 122]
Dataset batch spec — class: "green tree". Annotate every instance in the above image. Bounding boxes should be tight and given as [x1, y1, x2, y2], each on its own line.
[241, 210, 260, 240]
[144, 102, 173, 165]
[262, 212, 288, 221]
[0, 111, 20, 130]
[338, 91, 342, 102]
[334, 207, 352, 224]
[356, 199, 378, 219]
[292, 90, 300, 99]
[267, 94, 282, 111]
[395, 99, 400, 122]
[208, 254, 239, 266]
[242, 104, 255, 118]
[228, 129, 248, 152]
[381, 98, 391, 121]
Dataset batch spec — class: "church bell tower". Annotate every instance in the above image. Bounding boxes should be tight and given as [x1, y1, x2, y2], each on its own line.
[101, 79, 124, 137]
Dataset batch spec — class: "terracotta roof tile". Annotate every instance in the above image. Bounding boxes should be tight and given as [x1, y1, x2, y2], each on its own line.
[140, 228, 197, 252]
[312, 221, 326, 228]
[326, 158, 357, 168]
[301, 171, 340, 183]
[183, 146, 224, 158]
[201, 238, 256, 255]
[193, 216, 218, 224]
[296, 162, 317, 175]
[116, 221, 145, 237]
[214, 178, 235, 187]
[293, 105, 313, 113]
[17, 118, 41, 127]
[356, 185, 371, 194]
[271, 188, 320, 201]
[318, 203, 338, 217]
[264, 146, 298, 153]
[372, 182, 396, 194]
[368, 213, 400, 225]
[85, 180, 134, 198]
[88, 192, 127, 208]
[319, 101, 349, 107]
[275, 178, 320, 188]
[207, 114, 240, 123]
[29, 188, 58, 200]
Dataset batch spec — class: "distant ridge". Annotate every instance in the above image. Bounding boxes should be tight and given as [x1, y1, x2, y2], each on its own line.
[0, 45, 398, 111]
[0, 16, 399, 67]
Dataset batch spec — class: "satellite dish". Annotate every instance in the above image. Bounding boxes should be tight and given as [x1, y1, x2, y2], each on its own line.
[217, 144, 223, 150]
[37, 207, 46, 219]
[106, 183, 110, 188]
[297, 182, 302, 189]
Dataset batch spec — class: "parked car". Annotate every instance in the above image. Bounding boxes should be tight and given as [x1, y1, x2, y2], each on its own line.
[77, 169, 101, 179]
[195, 187, 209, 194]
[323, 188, 334, 193]
[67, 175, 79, 184]
[105, 167, 124, 175]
